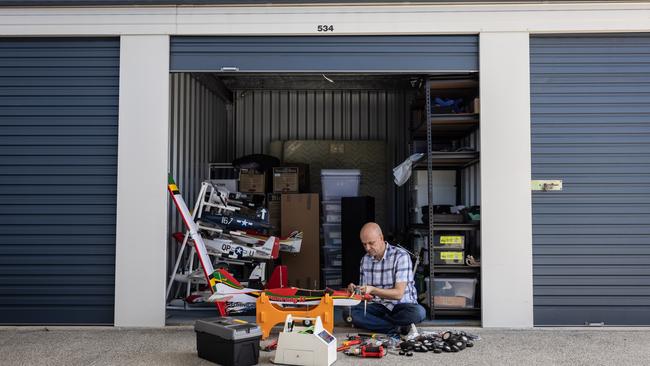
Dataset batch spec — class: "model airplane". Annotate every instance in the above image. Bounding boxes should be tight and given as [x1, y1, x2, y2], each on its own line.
[172, 231, 280, 261]
[200, 211, 273, 234]
[206, 268, 372, 306]
[236, 230, 303, 253]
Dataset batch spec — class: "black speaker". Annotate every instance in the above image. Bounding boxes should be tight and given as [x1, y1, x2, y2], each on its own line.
[341, 196, 375, 287]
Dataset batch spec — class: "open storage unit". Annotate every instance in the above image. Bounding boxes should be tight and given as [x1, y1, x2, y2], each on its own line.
[165, 35, 481, 324]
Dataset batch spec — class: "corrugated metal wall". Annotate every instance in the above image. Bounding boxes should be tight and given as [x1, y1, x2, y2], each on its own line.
[170, 35, 479, 73]
[531, 34, 650, 325]
[0, 37, 119, 324]
[231, 89, 411, 232]
[168, 73, 229, 252]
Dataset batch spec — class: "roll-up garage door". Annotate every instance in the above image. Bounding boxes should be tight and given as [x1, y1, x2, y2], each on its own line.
[170, 35, 478, 72]
[531, 34, 650, 326]
[0, 38, 119, 324]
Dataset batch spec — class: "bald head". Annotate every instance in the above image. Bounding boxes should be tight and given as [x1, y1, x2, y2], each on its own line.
[360, 222, 386, 260]
[360, 222, 383, 238]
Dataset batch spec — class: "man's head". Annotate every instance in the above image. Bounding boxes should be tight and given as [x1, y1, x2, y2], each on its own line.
[360, 222, 386, 260]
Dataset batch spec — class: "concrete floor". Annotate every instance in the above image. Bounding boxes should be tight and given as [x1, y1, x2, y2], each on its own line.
[2, 326, 650, 366]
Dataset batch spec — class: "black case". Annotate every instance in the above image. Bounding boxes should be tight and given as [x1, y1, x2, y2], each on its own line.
[195, 318, 261, 366]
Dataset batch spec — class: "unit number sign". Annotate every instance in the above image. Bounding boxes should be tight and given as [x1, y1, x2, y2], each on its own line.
[317, 25, 334, 32]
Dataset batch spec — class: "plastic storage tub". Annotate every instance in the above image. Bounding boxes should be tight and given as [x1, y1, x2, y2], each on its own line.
[322, 200, 342, 223]
[429, 277, 477, 308]
[321, 169, 361, 200]
[321, 246, 342, 268]
[433, 249, 464, 265]
[433, 233, 465, 250]
[321, 267, 343, 289]
[322, 223, 342, 246]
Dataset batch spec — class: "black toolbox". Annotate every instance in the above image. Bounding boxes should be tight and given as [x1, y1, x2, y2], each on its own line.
[195, 317, 262, 366]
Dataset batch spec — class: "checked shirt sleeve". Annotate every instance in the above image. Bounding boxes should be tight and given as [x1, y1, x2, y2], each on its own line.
[394, 252, 413, 284]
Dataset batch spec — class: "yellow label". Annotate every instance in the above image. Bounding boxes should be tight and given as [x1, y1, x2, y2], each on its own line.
[440, 236, 463, 245]
[440, 252, 463, 261]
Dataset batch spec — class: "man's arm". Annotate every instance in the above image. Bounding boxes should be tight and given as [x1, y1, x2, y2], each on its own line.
[360, 282, 406, 300]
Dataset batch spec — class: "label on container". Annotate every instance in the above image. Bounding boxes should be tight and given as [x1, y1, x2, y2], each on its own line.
[440, 236, 463, 245]
[440, 252, 463, 261]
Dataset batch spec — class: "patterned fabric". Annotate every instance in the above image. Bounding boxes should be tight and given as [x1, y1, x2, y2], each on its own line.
[359, 242, 418, 310]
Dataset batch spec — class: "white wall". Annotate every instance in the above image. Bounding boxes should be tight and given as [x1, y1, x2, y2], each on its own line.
[479, 32, 533, 328]
[1, 3, 650, 35]
[114, 35, 170, 327]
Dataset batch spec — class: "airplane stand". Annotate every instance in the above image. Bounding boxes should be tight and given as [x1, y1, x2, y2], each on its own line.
[256, 292, 334, 340]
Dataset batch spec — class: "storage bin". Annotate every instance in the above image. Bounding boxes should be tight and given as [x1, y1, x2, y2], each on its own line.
[321, 267, 342, 288]
[322, 223, 342, 246]
[432, 234, 465, 250]
[323, 212, 341, 224]
[321, 200, 342, 223]
[432, 277, 477, 308]
[433, 249, 464, 265]
[322, 246, 342, 268]
[321, 169, 361, 200]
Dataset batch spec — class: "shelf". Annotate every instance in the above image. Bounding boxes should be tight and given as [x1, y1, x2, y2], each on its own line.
[414, 151, 479, 169]
[433, 265, 480, 274]
[433, 307, 481, 317]
[428, 79, 478, 92]
[412, 113, 479, 138]
[410, 223, 480, 232]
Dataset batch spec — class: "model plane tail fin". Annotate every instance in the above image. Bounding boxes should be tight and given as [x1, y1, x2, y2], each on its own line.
[209, 268, 244, 293]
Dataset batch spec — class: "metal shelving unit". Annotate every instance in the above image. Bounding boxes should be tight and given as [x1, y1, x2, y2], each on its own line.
[415, 77, 481, 320]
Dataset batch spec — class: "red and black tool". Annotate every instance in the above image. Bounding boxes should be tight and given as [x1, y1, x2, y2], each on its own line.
[360, 345, 385, 358]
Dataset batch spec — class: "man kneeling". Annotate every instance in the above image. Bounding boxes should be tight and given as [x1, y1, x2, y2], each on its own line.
[343, 222, 426, 335]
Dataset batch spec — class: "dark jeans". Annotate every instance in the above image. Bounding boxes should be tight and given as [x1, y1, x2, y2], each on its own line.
[342, 302, 426, 335]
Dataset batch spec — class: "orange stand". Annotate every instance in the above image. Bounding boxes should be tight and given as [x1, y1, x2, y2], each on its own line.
[256, 292, 335, 339]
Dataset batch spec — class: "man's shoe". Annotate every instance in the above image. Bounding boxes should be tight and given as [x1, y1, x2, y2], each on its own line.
[399, 325, 411, 336]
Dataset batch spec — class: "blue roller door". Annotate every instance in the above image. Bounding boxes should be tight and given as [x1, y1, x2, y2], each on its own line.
[170, 35, 478, 72]
[531, 34, 650, 326]
[0, 38, 119, 324]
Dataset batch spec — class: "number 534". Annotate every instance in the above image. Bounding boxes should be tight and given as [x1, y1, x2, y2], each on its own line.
[317, 25, 334, 32]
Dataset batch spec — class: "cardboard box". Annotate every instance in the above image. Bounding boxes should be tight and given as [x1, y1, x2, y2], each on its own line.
[273, 167, 299, 193]
[272, 164, 309, 193]
[280, 193, 320, 289]
[434, 296, 467, 308]
[266, 193, 281, 236]
[239, 169, 266, 193]
[210, 179, 238, 193]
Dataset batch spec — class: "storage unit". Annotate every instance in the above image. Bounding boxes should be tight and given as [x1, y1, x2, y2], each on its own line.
[0, 37, 120, 325]
[531, 34, 650, 326]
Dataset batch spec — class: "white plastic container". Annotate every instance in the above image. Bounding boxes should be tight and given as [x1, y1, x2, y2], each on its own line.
[322, 246, 342, 267]
[425, 277, 478, 308]
[321, 169, 361, 200]
[322, 268, 343, 288]
[322, 224, 342, 246]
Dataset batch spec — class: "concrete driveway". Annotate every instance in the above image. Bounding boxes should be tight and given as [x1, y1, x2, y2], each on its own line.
[1, 326, 649, 366]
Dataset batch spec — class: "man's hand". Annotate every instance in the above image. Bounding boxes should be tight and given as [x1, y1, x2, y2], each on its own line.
[347, 283, 357, 294]
[359, 285, 376, 296]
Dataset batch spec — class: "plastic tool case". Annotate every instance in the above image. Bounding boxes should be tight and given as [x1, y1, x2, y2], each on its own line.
[195, 317, 262, 366]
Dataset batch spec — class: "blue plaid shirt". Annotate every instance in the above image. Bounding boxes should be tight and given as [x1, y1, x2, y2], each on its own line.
[359, 242, 418, 310]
